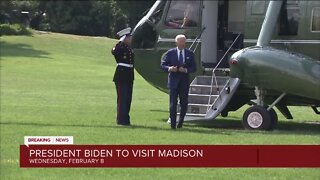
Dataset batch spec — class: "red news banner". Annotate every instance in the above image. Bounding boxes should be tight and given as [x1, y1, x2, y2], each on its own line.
[20, 145, 320, 168]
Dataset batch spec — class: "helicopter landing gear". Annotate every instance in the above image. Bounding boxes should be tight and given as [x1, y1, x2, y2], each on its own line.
[268, 108, 278, 130]
[243, 105, 272, 130]
[242, 88, 285, 131]
[242, 105, 279, 130]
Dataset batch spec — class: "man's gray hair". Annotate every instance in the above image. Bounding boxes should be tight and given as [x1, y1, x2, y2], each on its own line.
[175, 34, 186, 42]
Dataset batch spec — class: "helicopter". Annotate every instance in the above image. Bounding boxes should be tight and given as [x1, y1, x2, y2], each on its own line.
[131, 0, 320, 130]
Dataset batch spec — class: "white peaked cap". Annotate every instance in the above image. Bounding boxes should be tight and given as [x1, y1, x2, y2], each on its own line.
[117, 27, 131, 42]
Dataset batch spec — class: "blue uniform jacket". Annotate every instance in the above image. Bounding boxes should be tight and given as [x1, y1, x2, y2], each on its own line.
[160, 48, 196, 89]
[111, 42, 134, 82]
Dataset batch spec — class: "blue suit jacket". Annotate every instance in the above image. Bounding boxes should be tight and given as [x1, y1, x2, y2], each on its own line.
[160, 48, 196, 89]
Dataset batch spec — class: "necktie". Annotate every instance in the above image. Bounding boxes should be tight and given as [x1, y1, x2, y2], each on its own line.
[179, 50, 183, 65]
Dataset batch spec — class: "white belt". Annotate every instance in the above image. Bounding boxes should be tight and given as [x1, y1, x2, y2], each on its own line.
[117, 63, 133, 68]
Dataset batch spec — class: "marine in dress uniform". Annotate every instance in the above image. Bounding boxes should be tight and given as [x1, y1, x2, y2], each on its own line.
[111, 27, 134, 126]
[160, 34, 196, 129]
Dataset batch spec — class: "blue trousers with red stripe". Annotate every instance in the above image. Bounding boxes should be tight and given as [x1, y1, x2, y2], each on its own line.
[115, 82, 133, 125]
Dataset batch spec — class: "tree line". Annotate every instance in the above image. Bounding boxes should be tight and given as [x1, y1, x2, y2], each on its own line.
[0, 0, 155, 37]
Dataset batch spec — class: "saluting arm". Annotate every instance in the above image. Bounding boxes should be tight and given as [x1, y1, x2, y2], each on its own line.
[112, 42, 123, 57]
[111, 46, 118, 56]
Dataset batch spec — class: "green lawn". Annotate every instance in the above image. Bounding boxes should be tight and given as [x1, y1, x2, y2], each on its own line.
[1, 32, 319, 179]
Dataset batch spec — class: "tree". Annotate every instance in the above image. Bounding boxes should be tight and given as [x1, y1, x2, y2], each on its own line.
[116, 1, 154, 27]
[1, 0, 156, 37]
[39, 0, 120, 36]
[0, 0, 39, 25]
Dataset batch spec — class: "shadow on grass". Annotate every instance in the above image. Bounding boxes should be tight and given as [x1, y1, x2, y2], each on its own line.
[150, 109, 169, 113]
[1, 118, 319, 135]
[160, 118, 320, 135]
[0, 121, 230, 135]
[0, 41, 50, 59]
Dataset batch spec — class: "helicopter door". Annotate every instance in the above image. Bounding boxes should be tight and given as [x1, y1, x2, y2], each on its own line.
[201, 1, 218, 68]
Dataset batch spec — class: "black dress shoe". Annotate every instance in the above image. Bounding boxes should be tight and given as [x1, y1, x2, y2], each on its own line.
[171, 126, 176, 130]
[177, 123, 183, 128]
[118, 123, 131, 126]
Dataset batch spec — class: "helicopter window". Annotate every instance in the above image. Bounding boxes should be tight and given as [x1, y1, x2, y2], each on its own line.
[286, 0, 299, 5]
[165, 1, 200, 28]
[311, 7, 320, 32]
[279, 2, 300, 36]
[149, 2, 165, 24]
[251, 1, 267, 15]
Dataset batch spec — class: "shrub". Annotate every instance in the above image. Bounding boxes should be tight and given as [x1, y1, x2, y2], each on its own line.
[0, 24, 32, 36]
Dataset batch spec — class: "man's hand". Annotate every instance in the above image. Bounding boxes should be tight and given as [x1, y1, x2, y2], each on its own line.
[168, 66, 178, 72]
[178, 67, 187, 73]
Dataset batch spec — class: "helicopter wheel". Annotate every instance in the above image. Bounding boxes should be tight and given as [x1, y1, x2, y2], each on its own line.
[221, 111, 228, 117]
[242, 105, 273, 130]
[267, 108, 278, 130]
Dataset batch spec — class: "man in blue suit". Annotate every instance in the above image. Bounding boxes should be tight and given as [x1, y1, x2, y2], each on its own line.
[160, 34, 196, 129]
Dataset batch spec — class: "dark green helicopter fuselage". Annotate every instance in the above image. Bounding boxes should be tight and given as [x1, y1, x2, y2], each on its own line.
[131, 0, 320, 118]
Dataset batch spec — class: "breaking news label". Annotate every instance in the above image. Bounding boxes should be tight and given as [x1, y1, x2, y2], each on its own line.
[24, 136, 73, 147]
[20, 136, 320, 168]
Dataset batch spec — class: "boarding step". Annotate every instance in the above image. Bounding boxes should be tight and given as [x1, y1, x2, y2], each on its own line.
[177, 76, 240, 121]
[177, 112, 206, 121]
[189, 85, 224, 95]
[203, 68, 230, 76]
[188, 94, 218, 104]
[177, 103, 210, 115]
[203, 68, 230, 72]
[191, 76, 230, 86]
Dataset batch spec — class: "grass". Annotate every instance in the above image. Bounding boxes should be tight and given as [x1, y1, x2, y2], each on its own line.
[1, 32, 319, 179]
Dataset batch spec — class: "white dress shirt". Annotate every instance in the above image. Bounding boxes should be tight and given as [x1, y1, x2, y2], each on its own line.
[176, 47, 185, 64]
